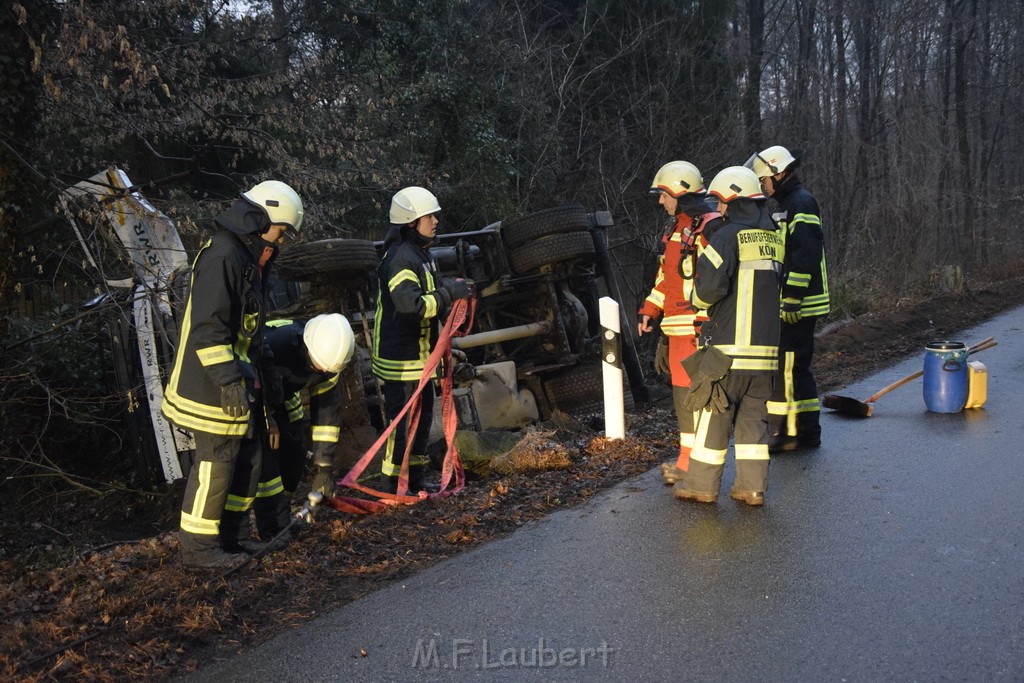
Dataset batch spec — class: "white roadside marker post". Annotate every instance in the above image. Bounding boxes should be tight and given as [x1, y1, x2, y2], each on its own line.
[599, 296, 625, 440]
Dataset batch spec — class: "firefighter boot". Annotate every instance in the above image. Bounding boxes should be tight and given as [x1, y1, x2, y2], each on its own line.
[730, 459, 769, 506]
[254, 492, 291, 541]
[768, 433, 799, 453]
[672, 460, 722, 504]
[661, 445, 691, 485]
[179, 530, 245, 569]
[661, 463, 687, 485]
[380, 463, 438, 495]
[220, 510, 266, 555]
[409, 465, 439, 494]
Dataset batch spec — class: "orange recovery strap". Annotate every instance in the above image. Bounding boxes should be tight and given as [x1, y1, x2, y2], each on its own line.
[327, 297, 476, 514]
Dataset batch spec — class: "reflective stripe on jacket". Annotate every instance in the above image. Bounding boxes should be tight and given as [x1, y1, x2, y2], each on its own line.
[774, 179, 829, 318]
[692, 203, 783, 373]
[639, 211, 723, 337]
[372, 237, 446, 381]
[264, 320, 341, 463]
[162, 230, 276, 436]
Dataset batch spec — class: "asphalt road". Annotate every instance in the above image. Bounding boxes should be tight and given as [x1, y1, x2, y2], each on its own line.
[186, 308, 1024, 682]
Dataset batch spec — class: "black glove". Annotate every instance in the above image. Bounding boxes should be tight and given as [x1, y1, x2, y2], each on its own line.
[452, 362, 476, 384]
[220, 380, 251, 418]
[311, 465, 336, 499]
[709, 383, 729, 413]
[654, 337, 671, 376]
[442, 277, 474, 301]
[682, 381, 713, 413]
[680, 346, 733, 413]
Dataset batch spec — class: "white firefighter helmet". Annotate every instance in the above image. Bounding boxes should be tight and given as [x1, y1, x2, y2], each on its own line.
[389, 186, 441, 224]
[242, 180, 304, 231]
[649, 161, 705, 197]
[744, 145, 798, 179]
[708, 166, 766, 203]
[303, 314, 355, 374]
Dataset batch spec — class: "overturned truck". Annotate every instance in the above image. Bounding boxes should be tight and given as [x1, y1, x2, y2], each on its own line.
[272, 206, 648, 433]
[73, 172, 649, 484]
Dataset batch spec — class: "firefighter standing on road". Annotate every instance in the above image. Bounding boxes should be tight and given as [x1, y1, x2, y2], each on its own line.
[746, 146, 829, 452]
[253, 314, 355, 542]
[636, 161, 723, 486]
[373, 187, 473, 494]
[672, 166, 783, 506]
[162, 180, 303, 568]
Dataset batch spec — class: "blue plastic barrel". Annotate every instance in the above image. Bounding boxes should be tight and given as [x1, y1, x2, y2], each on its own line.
[923, 341, 968, 413]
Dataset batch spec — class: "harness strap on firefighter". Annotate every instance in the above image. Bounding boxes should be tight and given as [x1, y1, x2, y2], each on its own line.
[328, 297, 476, 514]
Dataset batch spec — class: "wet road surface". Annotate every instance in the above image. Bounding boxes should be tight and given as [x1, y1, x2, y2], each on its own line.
[186, 309, 1024, 681]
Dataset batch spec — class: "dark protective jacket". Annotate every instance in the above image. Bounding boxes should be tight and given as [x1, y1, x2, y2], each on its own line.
[691, 199, 784, 373]
[162, 205, 278, 436]
[638, 202, 724, 337]
[264, 320, 341, 466]
[772, 175, 829, 318]
[372, 228, 450, 381]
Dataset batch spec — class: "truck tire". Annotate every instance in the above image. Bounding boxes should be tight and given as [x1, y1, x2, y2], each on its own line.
[509, 231, 595, 274]
[501, 205, 589, 249]
[544, 363, 634, 415]
[275, 238, 379, 281]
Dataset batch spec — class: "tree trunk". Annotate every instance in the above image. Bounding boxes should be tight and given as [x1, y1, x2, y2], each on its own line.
[953, 0, 977, 266]
[744, 0, 765, 150]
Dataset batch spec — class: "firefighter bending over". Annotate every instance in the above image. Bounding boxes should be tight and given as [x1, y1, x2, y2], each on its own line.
[253, 313, 355, 543]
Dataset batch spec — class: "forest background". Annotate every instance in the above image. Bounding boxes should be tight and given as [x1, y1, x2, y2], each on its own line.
[1, 0, 1023, 545]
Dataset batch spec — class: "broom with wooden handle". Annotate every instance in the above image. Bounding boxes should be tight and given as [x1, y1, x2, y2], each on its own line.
[821, 337, 996, 417]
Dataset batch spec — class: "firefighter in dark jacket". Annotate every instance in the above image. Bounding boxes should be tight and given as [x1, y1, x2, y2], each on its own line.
[373, 186, 472, 494]
[672, 166, 783, 506]
[636, 161, 723, 486]
[162, 180, 303, 568]
[747, 146, 829, 451]
[253, 314, 355, 541]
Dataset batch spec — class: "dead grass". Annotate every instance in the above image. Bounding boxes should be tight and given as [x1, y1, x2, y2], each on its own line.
[488, 427, 572, 474]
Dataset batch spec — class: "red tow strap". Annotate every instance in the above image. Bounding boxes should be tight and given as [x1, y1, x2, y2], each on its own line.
[327, 297, 476, 514]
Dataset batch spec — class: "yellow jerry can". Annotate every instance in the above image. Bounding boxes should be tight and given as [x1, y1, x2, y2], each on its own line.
[964, 360, 988, 409]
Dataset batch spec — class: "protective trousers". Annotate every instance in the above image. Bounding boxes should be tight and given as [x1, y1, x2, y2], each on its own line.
[254, 413, 307, 537]
[672, 385, 695, 471]
[380, 379, 434, 478]
[668, 335, 698, 471]
[767, 316, 820, 442]
[681, 372, 772, 496]
[179, 430, 261, 554]
[667, 334, 697, 388]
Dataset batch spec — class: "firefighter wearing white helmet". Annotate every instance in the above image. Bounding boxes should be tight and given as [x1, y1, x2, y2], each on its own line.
[707, 165, 766, 204]
[389, 186, 442, 224]
[252, 314, 356, 541]
[746, 145, 829, 453]
[640, 161, 724, 487]
[671, 165, 783, 507]
[745, 145, 798, 179]
[241, 180, 304, 242]
[163, 179, 304, 567]
[374, 186, 473, 495]
[304, 313, 356, 373]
